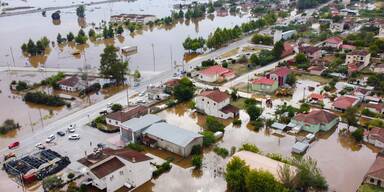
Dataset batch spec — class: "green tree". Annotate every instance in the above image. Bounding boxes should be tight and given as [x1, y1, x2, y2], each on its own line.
[343, 107, 358, 130]
[133, 70, 141, 81]
[57, 33, 64, 44]
[205, 116, 225, 132]
[295, 53, 310, 69]
[278, 164, 297, 189]
[201, 130, 216, 147]
[88, 29, 96, 38]
[111, 103, 123, 112]
[352, 128, 364, 142]
[272, 40, 284, 59]
[250, 54, 260, 66]
[173, 77, 195, 101]
[192, 155, 203, 169]
[285, 73, 296, 86]
[67, 32, 75, 42]
[245, 169, 289, 192]
[99, 45, 129, 85]
[299, 103, 310, 113]
[246, 105, 262, 121]
[225, 157, 249, 192]
[291, 156, 328, 190]
[116, 25, 124, 35]
[76, 5, 85, 17]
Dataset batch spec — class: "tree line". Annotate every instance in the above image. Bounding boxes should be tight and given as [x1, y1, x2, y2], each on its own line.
[21, 37, 50, 56]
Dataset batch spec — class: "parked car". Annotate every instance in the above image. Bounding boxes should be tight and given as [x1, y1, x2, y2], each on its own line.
[57, 131, 65, 136]
[8, 141, 20, 149]
[46, 135, 55, 143]
[35, 143, 45, 150]
[68, 134, 80, 140]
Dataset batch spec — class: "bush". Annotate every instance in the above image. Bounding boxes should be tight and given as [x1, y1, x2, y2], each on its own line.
[126, 143, 144, 152]
[266, 153, 289, 164]
[79, 83, 101, 96]
[201, 131, 216, 147]
[214, 147, 229, 158]
[362, 109, 377, 117]
[153, 161, 172, 177]
[205, 116, 225, 132]
[191, 145, 202, 155]
[246, 105, 263, 121]
[67, 173, 75, 179]
[92, 115, 106, 126]
[240, 143, 260, 153]
[192, 155, 203, 169]
[111, 103, 123, 112]
[201, 59, 216, 67]
[0, 119, 20, 135]
[233, 119, 242, 126]
[40, 72, 65, 89]
[166, 99, 177, 107]
[352, 128, 364, 142]
[250, 119, 264, 130]
[24, 91, 66, 106]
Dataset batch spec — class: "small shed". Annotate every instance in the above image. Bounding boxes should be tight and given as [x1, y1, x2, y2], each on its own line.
[271, 122, 287, 133]
[292, 142, 309, 154]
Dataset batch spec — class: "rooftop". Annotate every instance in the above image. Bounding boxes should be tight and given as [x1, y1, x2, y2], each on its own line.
[269, 67, 291, 77]
[365, 155, 384, 180]
[58, 76, 80, 87]
[299, 46, 320, 54]
[325, 36, 343, 44]
[294, 109, 338, 125]
[251, 77, 275, 85]
[90, 156, 125, 179]
[349, 50, 370, 56]
[106, 105, 148, 122]
[199, 90, 230, 103]
[333, 96, 359, 110]
[199, 65, 233, 76]
[120, 114, 164, 132]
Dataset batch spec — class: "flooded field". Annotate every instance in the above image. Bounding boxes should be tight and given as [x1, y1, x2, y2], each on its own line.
[151, 102, 377, 192]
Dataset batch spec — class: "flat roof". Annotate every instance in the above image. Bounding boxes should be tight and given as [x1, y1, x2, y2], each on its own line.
[271, 122, 287, 130]
[120, 114, 164, 132]
[143, 122, 202, 147]
[292, 142, 309, 152]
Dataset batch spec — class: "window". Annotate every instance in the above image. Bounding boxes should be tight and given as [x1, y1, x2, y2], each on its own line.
[119, 170, 124, 175]
[370, 178, 375, 183]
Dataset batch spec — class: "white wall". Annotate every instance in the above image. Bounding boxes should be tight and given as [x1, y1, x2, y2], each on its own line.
[195, 96, 231, 118]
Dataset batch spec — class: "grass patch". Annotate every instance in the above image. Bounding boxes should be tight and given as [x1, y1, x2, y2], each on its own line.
[358, 184, 384, 192]
[297, 74, 332, 84]
[126, 143, 145, 152]
[220, 47, 240, 58]
[213, 147, 229, 158]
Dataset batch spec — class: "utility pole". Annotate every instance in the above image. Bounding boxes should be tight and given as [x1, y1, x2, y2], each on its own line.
[83, 51, 91, 105]
[10, 47, 16, 67]
[28, 112, 33, 132]
[151, 43, 156, 72]
[38, 109, 44, 128]
[170, 45, 173, 72]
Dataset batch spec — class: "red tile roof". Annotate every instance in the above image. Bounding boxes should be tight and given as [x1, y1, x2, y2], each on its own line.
[220, 104, 239, 114]
[282, 42, 294, 57]
[333, 96, 358, 110]
[308, 65, 325, 72]
[348, 62, 359, 73]
[165, 79, 180, 87]
[325, 36, 343, 44]
[349, 50, 370, 56]
[251, 77, 276, 85]
[366, 154, 384, 180]
[294, 109, 338, 125]
[308, 93, 324, 101]
[199, 90, 230, 103]
[299, 46, 320, 54]
[106, 105, 148, 122]
[90, 157, 125, 179]
[199, 65, 233, 76]
[363, 103, 384, 112]
[58, 76, 80, 87]
[341, 44, 356, 50]
[269, 67, 291, 77]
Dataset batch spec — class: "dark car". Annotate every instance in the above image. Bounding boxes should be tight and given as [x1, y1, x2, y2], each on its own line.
[57, 131, 65, 136]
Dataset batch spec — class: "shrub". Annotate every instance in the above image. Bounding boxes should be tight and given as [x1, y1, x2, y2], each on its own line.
[205, 116, 225, 132]
[153, 161, 172, 177]
[191, 145, 202, 155]
[79, 83, 101, 96]
[192, 155, 203, 169]
[126, 143, 144, 152]
[67, 173, 75, 179]
[166, 99, 177, 107]
[240, 143, 260, 153]
[201, 131, 216, 147]
[111, 103, 123, 112]
[266, 153, 289, 164]
[352, 128, 364, 142]
[24, 91, 66, 106]
[201, 59, 216, 67]
[214, 147, 229, 158]
[233, 119, 242, 126]
[14, 81, 28, 91]
[250, 119, 264, 130]
[40, 72, 65, 89]
[0, 119, 20, 135]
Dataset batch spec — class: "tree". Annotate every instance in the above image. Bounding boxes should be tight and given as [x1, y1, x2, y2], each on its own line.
[299, 103, 310, 113]
[352, 128, 364, 142]
[291, 156, 328, 191]
[343, 107, 358, 130]
[57, 33, 64, 44]
[111, 103, 123, 112]
[251, 34, 273, 45]
[116, 25, 124, 35]
[205, 116, 225, 132]
[225, 157, 249, 192]
[173, 77, 195, 101]
[278, 164, 297, 189]
[133, 70, 141, 81]
[99, 45, 129, 85]
[295, 53, 310, 69]
[201, 130, 216, 147]
[67, 32, 75, 42]
[245, 169, 289, 192]
[192, 155, 203, 169]
[272, 40, 284, 59]
[230, 88, 238, 100]
[250, 54, 260, 66]
[42, 175, 63, 191]
[246, 105, 262, 121]
[285, 73, 296, 86]
[88, 29, 96, 38]
[76, 5, 85, 17]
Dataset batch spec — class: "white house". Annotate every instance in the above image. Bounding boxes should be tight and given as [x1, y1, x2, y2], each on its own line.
[374, 64, 384, 73]
[105, 105, 148, 128]
[364, 152, 384, 188]
[58, 76, 84, 92]
[198, 65, 235, 83]
[330, 22, 345, 33]
[273, 30, 297, 43]
[78, 148, 154, 192]
[346, 50, 371, 69]
[324, 36, 343, 49]
[195, 90, 239, 119]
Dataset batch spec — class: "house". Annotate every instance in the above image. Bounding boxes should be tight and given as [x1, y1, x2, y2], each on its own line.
[281, 42, 295, 58]
[250, 77, 278, 93]
[330, 22, 345, 33]
[363, 151, 384, 188]
[324, 36, 343, 49]
[142, 122, 203, 157]
[346, 50, 371, 70]
[364, 128, 384, 148]
[340, 8, 359, 16]
[307, 93, 324, 104]
[164, 79, 180, 94]
[363, 103, 384, 114]
[292, 142, 309, 154]
[195, 90, 239, 119]
[266, 67, 291, 86]
[110, 14, 156, 24]
[147, 86, 170, 100]
[374, 64, 384, 73]
[119, 114, 165, 143]
[299, 46, 321, 61]
[198, 65, 235, 83]
[106, 105, 148, 128]
[341, 44, 356, 53]
[273, 30, 297, 43]
[308, 65, 326, 76]
[352, 87, 371, 100]
[332, 95, 360, 111]
[291, 109, 339, 133]
[58, 76, 84, 92]
[78, 148, 153, 192]
[231, 151, 297, 182]
[216, 7, 228, 17]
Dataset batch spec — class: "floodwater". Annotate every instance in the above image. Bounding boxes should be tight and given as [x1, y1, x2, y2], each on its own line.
[152, 102, 377, 192]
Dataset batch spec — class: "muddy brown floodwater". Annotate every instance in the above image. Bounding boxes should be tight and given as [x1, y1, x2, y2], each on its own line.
[142, 102, 378, 192]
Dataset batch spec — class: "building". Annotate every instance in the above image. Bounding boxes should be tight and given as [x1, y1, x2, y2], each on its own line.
[374, 64, 384, 73]
[341, 44, 356, 53]
[364, 128, 384, 148]
[324, 36, 343, 49]
[58, 76, 84, 92]
[198, 65, 235, 83]
[266, 67, 291, 86]
[142, 122, 203, 157]
[78, 148, 154, 192]
[281, 42, 295, 58]
[119, 114, 165, 143]
[231, 151, 297, 182]
[340, 8, 359, 16]
[346, 50, 371, 70]
[164, 79, 180, 94]
[330, 22, 345, 33]
[110, 14, 156, 24]
[195, 90, 239, 119]
[273, 30, 297, 44]
[216, 7, 228, 17]
[333, 95, 360, 111]
[352, 87, 372, 100]
[292, 142, 309, 154]
[106, 105, 148, 128]
[363, 152, 384, 188]
[250, 77, 278, 93]
[291, 109, 339, 133]
[308, 65, 326, 76]
[307, 93, 324, 104]
[299, 46, 321, 61]
[363, 103, 384, 114]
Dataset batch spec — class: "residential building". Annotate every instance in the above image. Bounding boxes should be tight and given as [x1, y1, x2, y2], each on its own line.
[332, 95, 360, 111]
[250, 77, 278, 93]
[330, 22, 345, 33]
[266, 67, 291, 86]
[216, 7, 228, 17]
[281, 42, 295, 58]
[195, 90, 239, 119]
[374, 64, 384, 73]
[78, 148, 154, 192]
[198, 65, 235, 83]
[363, 103, 384, 114]
[363, 152, 384, 188]
[231, 151, 297, 182]
[273, 30, 297, 43]
[106, 105, 148, 128]
[308, 65, 326, 76]
[164, 79, 180, 94]
[58, 76, 84, 92]
[324, 36, 343, 49]
[142, 122, 203, 157]
[291, 109, 339, 133]
[119, 114, 165, 143]
[346, 50, 371, 70]
[352, 87, 372, 100]
[307, 93, 324, 104]
[364, 128, 384, 148]
[341, 44, 356, 53]
[340, 8, 359, 16]
[299, 46, 321, 61]
[110, 14, 156, 24]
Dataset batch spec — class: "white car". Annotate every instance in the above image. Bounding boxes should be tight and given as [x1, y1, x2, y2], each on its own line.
[46, 135, 55, 143]
[35, 143, 45, 150]
[68, 134, 80, 140]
